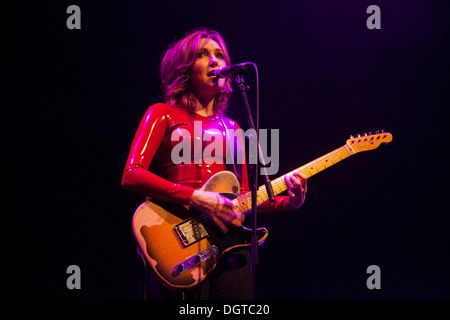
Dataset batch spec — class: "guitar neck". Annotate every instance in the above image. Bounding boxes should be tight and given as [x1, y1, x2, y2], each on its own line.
[234, 144, 354, 214]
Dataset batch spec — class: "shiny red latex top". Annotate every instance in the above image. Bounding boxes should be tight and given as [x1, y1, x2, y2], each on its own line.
[122, 103, 292, 212]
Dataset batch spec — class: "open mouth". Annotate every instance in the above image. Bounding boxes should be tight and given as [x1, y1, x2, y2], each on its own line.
[207, 71, 216, 77]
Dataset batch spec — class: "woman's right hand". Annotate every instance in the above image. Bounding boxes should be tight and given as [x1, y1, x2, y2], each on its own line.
[189, 190, 244, 234]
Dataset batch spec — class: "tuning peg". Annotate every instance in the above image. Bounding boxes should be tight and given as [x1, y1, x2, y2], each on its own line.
[381, 129, 384, 133]
[356, 134, 361, 138]
[349, 135, 354, 139]
[375, 130, 380, 134]
[363, 133, 368, 136]
[368, 132, 372, 135]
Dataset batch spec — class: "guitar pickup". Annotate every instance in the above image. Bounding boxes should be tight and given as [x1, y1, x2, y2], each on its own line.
[173, 245, 219, 275]
[174, 218, 209, 247]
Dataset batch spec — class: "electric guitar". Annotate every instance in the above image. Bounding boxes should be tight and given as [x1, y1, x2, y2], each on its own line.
[131, 131, 392, 291]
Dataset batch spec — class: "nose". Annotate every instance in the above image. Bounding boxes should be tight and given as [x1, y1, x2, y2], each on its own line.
[209, 54, 219, 67]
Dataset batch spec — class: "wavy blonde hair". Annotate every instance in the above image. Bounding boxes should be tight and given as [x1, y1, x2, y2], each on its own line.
[160, 28, 233, 115]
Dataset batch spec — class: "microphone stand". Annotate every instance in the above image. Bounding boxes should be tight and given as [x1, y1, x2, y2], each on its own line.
[234, 72, 275, 300]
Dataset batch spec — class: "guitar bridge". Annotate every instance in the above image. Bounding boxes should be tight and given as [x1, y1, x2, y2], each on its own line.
[174, 218, 208, 247]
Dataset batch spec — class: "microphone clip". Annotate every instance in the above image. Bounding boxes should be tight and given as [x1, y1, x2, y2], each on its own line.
[235, 75, 251, 92]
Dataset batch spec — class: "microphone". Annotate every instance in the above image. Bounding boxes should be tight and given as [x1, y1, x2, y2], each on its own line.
[214, 62, 252, 78]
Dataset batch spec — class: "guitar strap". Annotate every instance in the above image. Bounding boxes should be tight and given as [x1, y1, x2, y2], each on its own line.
[219, 115, 244, 186]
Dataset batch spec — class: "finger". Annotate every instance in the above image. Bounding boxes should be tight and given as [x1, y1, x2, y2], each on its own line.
[222, 196, 235, 208]
[217, 208, 232, 223]
[231, 216, 243, 227]
[218, 207, 243, 228]
[218, 210, 230, 222]
[289, 175, 301, 187]
[294, 172, 308, 180]
[212, 215, 229, 234]
[232, 210, 244, 225]
[297, 174, 307, 192]
[302, 179, 307, 193]
[215, 193, 233, 208]
[228, 208, 238, 221]
[293, 173, 308, 192]
[285, 175, 294, 189]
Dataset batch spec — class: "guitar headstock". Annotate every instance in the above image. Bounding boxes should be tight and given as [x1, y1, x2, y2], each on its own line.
[346, 130, 393, 154]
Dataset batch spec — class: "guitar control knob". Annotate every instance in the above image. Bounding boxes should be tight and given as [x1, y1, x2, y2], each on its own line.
[194, 254, 202, 264]
[176, 263, 184, 273]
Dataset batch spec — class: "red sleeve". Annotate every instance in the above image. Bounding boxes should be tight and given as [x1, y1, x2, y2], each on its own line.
[121, 104, 195, 204]
[257, 195, 293, 213]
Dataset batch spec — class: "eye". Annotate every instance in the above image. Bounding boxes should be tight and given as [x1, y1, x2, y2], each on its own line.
[215, 52, 224, 59]
[197, 50, 208, 58]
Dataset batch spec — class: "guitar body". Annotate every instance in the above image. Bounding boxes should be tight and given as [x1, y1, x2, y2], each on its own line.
[132, 171, 268, 291]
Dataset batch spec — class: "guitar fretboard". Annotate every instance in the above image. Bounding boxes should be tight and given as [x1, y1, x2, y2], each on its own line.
[233, 144, 354, 214]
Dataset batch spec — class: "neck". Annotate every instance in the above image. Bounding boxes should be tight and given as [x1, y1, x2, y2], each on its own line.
[193, 93, 216, 117]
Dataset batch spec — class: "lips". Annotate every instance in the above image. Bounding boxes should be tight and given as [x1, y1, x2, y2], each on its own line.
[207, 70, 216, 77]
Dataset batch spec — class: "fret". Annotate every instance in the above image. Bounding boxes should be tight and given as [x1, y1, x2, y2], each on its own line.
[336, 147, 351, 161]
[332, 152, 342, 163]
[259, 190, 268, 202]
[312, 160, 326, 172]
[256, 189, 266, 205]
[234, 198, 242, 213]
[321, 157, 333, 167]
[268, 179, 283, 195]
[307, 163, 320, 175]
[236, 194, 250, 213]
[245, 194, 252, 208]
[326, 154, 336, 165]
[275, 179, 286, 194]
[304, 167, 313, 177]
[241, 202, 248, 214]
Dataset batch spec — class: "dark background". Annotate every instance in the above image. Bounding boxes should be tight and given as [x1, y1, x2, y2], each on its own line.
[9, 0, 449, 300]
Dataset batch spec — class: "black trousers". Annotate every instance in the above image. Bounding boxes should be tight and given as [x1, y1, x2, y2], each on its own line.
[145, 249, 253, 300]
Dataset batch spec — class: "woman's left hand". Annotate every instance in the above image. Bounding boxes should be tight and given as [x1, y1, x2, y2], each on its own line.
[285, 172, 308, 209]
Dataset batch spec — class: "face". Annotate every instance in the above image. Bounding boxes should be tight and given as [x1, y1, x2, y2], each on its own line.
[190, 38, 227, 97]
